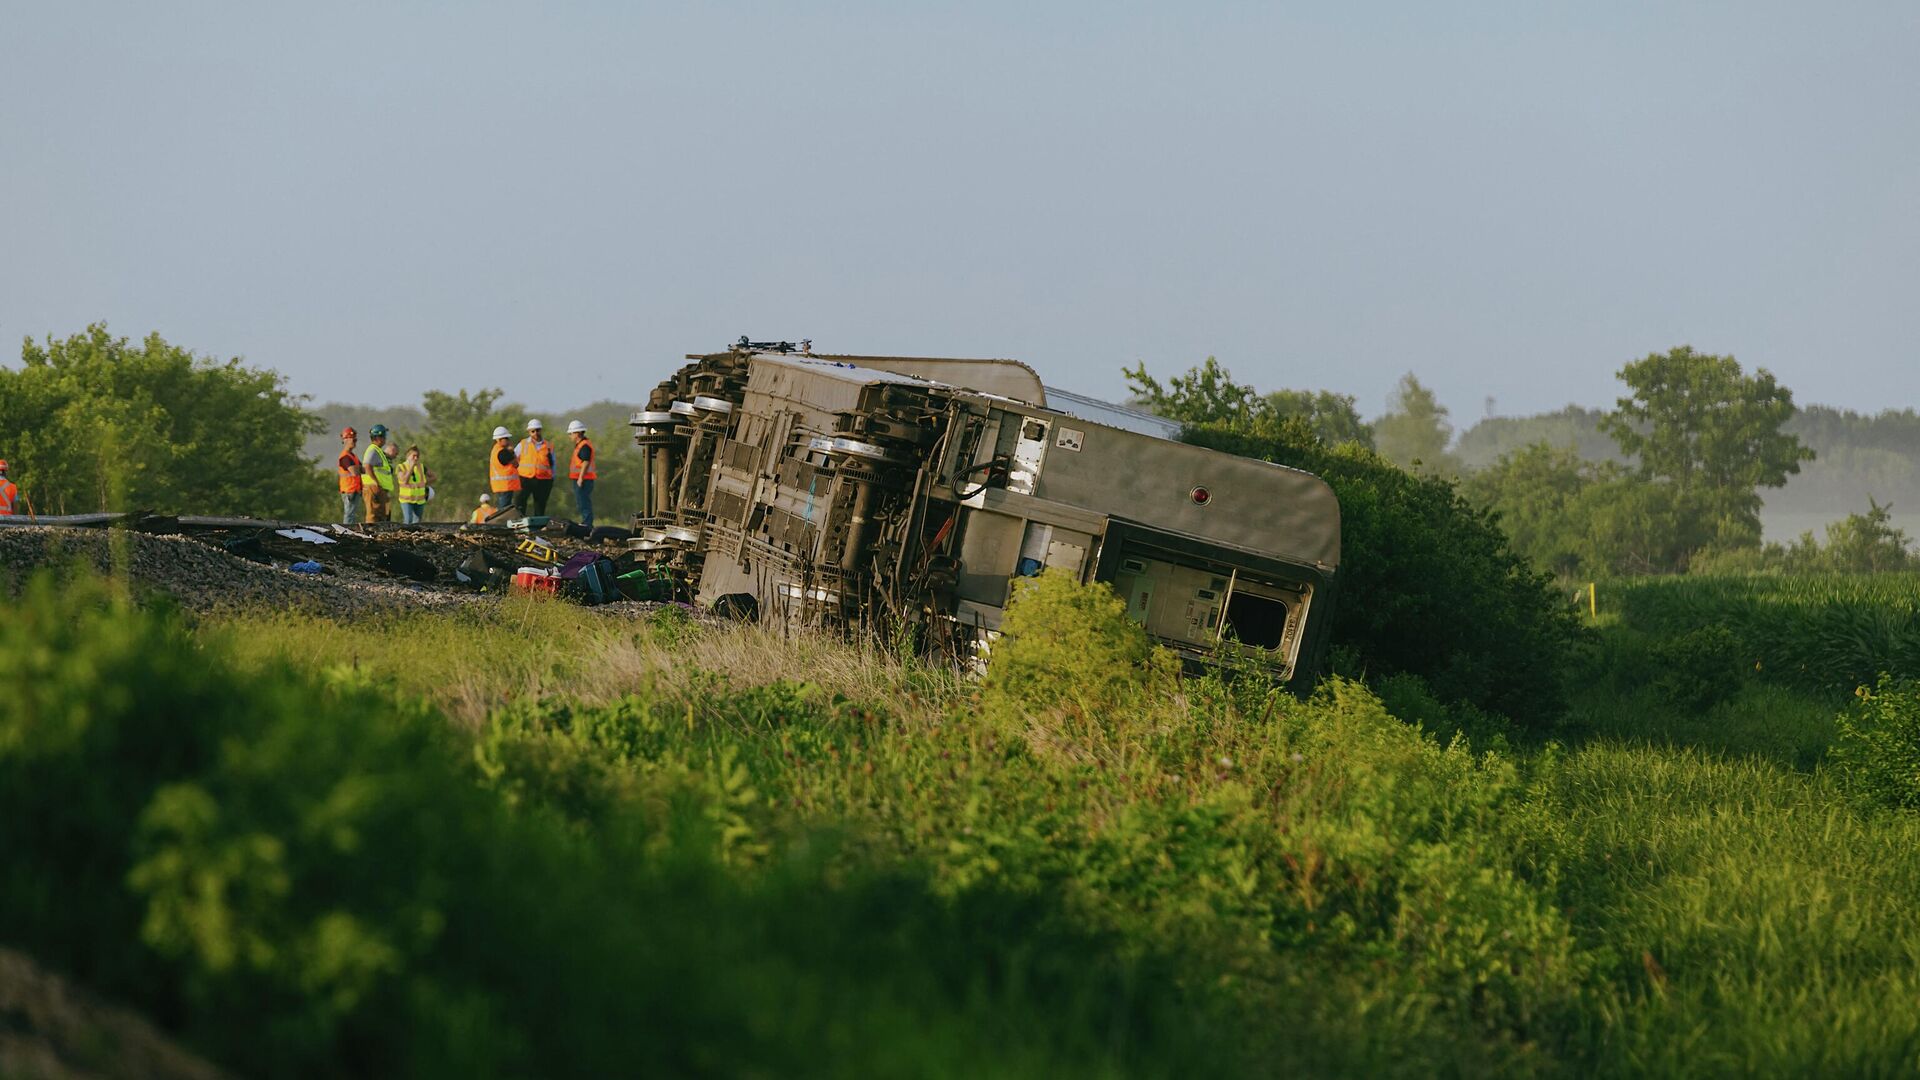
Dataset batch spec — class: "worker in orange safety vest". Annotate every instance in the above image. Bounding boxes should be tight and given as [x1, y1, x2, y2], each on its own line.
[515, 419, 555, 518]
[566, 419, 597, 528]
[0, 459, 18, 516]
[487, 427, 521, 515]
[337, 428, 365, 524]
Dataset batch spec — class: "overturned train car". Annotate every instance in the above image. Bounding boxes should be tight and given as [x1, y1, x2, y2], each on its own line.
[627, 345, 1342, 684]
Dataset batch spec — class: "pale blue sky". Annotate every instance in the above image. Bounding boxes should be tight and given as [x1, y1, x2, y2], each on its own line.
[3, 2, 1916, 420]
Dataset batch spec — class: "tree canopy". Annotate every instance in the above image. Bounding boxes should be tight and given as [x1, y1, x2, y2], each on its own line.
[1600, 345, 1813, 527]
[1372, 373, 1457, 475]
[1125, 357, 1374, 448]
[416, 388, 523, 518]
[0, 324, 324, 516]
[1127, 358, 1581, 724]
[1263, 389, 1375, 449]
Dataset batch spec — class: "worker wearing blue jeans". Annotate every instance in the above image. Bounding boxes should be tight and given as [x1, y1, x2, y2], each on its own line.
[566, 420, 596, 528]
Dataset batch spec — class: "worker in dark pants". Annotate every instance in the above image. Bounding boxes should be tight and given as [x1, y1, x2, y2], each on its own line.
[514, 419, 555, 517]
[487, 427, 520, 516]
[566, 419, 596, 528]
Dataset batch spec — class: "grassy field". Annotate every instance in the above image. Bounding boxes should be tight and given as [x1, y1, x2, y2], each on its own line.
[1604, 572, 1920, 693]
[5, 570, 1920, 1076]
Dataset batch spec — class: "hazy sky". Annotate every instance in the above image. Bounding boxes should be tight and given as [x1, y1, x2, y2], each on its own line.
[4, 2, 1916, 421]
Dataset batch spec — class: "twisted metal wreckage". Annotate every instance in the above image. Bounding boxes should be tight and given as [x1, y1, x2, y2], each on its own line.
[624, 341, 1343, 684]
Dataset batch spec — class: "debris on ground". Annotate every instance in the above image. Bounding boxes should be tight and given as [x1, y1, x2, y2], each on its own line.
[0, 519, 676, 619]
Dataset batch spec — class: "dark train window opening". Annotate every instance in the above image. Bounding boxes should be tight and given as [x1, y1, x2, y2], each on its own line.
[1223, 591, 1289, 650]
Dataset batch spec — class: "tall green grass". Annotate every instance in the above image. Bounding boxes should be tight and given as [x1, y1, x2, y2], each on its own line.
[0, 575, 1228, 1078]
[9, 570, 1920, 1076]
[1523, 741, 1920, 1075]
[1608, 573, 1920, 692]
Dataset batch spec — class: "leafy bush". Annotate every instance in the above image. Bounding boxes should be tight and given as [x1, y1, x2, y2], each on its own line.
[1187, 419, 1583, 725]
[0, 324, 325, 516]
[1647, 624, 1747, 712]
[1833, 676, 1920, 811]
[0, 574, 1233, 1078]
[1371, 671, 1518, 753]
[1690, 500, 1919, 575]
[981, 568, 1179, 734]
[26, 567, 1920, 1076]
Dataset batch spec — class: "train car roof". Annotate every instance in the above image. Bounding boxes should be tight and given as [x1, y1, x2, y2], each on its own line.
[747, 354, 1341, 570]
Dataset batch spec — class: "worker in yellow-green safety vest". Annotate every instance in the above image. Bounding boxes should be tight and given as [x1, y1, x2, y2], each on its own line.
[395, 445, 437, 524]
[515, 419, 555, 518]
[363, 423, 398, 523]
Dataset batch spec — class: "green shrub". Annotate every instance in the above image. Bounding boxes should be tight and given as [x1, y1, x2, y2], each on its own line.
[1647, 623, 1747, 712]
[0, 573, 1235, 1078]
[1372, 671, 1519, 753]
[1187, 421, 1583, 727]
[1833, 676, 1920, 811]
[981, 568, 1179, 735]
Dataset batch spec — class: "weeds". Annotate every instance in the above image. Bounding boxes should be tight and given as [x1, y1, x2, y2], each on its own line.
[1610, 572, 1920, 692]
[12, 570, 1920, 1076]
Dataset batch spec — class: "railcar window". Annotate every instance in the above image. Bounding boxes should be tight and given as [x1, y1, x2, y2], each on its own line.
[1223, 592, 1289, 650]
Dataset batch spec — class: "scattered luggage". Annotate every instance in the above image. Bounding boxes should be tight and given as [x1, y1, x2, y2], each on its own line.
[616, 564, 674, 601]
[513, 566, 560, 594]
[557, 551, 620, 605]
[516, 537, 560, 564]
[456, 549, 518, 591]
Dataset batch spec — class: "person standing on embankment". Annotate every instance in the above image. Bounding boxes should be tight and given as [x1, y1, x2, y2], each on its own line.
[363, 424, 397, 523]
[488, 426, 521, 516]
[396, 445, 436, 524]
[566, 419, 596, 528]
[0, 460, 18, 516]
[337, 427, 365, 524]
[515, 419, 555, 518]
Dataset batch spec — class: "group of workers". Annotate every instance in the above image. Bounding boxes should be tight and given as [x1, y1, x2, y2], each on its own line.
[335, 418, 596, 528]
[0, 423, 599, 527]
[482, 418, 596, 527]
[336, 425, 438, 524]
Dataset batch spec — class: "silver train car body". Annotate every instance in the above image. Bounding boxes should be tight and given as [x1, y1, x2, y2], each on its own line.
[629, 345, 1342, 684]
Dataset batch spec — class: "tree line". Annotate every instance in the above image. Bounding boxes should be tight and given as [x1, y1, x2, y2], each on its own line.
[0, 325, 650, 525]
[7, 324, 1909, 577]
[0, 325, 323, 518]
[1130, 346, 1917, 577]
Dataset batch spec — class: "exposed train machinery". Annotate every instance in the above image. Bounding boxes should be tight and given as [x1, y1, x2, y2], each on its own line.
[626, 341, 1343, 684]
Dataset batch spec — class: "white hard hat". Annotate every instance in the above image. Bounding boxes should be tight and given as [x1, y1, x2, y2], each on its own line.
[480, 493, 492, 504]
[567, 420, 587, 434]
[526, 419, 544, 431]
[491, 426, 512, 440]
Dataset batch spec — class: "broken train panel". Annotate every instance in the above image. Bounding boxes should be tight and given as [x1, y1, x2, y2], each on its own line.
[629, 346, 1342, 685]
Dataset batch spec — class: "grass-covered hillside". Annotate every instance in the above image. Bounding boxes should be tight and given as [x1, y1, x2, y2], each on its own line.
[5, 570, 1920, 1077]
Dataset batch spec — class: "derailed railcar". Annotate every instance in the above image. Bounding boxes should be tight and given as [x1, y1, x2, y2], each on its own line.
[629, 344, 1341, 685]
